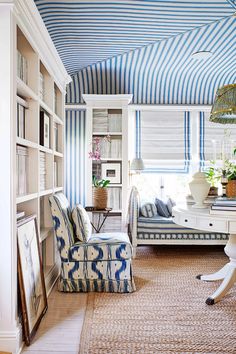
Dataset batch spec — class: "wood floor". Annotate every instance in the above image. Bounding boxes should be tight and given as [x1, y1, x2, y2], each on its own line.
[22, 286, 87, 354]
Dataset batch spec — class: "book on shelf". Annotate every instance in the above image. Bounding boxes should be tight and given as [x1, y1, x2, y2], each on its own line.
[54, 86, 58, 115]
[17, 50, 28, 84]
[54, 161, 58, 187]
[40, 111, 50, 148]
[17, 102, 25, 139]
[107, 187, 122, 210]
[93, 109, 108, 132]
[16, 145, 28, 196]
[54, 123, 59, 151]
[40, 151, 46, 190]
[108, 111, 122, 132]
[99, 137, 122, 159]
[17, 211, 25, 220]
[39, 72, 45, 100]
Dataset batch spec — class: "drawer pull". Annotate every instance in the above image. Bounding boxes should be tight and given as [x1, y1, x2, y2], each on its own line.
[209, 223, 213, 226]
[185, 219, 188, 222]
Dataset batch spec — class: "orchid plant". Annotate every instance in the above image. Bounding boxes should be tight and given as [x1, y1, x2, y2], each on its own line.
[88, 135, 111, 160]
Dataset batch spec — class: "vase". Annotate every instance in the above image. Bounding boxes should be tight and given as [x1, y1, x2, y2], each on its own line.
[226, 180, 236, 198]
[189, 172, 210, 208]
[93, 187, 108, 209]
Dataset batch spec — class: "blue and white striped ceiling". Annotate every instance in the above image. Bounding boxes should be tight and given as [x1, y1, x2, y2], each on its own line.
[35, 1, 236, 104]
[35, 0, 235, 74]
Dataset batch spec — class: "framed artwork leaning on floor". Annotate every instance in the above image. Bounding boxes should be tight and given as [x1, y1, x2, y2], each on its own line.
[17, 214, 47, 345]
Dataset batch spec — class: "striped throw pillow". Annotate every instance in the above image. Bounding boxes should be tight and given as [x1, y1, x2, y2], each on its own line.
[72, 204, 92, 242]
[140, 203, 158, 218]
[155, 198, 171, 218]
[166, 197, 176, 216]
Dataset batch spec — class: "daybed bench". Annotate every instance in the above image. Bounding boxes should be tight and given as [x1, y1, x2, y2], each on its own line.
[128, 187, 228, 257]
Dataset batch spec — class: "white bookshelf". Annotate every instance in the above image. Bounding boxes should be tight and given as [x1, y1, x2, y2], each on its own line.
[0, 2, 70, 352]
[16, 26, 67, 295]
[83, 94, 132, 231]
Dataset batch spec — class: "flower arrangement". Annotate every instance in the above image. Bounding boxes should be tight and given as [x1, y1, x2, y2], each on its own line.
[88, 135, 111, 161]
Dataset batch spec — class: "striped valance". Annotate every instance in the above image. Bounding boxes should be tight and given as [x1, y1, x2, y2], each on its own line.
[136, 110, 191, 173]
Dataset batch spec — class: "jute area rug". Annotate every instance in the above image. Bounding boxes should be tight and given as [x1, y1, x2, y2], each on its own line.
[79, 246, 236, 354]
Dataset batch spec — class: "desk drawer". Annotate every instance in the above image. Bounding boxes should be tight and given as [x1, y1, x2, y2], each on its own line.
[229, 221, 236, 233]
[179, 214, 196, 228]
[198, 218, 227, 233]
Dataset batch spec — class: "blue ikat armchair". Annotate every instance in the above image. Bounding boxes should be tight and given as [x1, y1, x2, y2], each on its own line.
[49, 193, 136, 293]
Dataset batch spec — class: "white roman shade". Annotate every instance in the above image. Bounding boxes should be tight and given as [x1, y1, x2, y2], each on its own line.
[199, 112, 236, 163]
[139, 110, 191, 173]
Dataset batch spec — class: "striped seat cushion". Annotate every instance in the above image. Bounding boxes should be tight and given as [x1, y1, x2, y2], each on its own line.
[69, 232, 132, 261]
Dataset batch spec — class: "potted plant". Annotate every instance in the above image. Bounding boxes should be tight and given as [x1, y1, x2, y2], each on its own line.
[223, 160, 236, 197]
[204, 164, 221, 196]
[93, 176, 110, 209]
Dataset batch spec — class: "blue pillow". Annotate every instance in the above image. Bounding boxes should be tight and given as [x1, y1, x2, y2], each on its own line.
[155, 198, 171, 218]
[140, 203, 158, 218]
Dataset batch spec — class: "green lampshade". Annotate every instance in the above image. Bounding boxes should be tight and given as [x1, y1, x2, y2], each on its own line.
[209, 84, 236, 124]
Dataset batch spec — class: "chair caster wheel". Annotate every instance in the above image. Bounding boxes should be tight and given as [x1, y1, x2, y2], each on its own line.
[206, 297, 215, 305]
[196, 274, 202, 280]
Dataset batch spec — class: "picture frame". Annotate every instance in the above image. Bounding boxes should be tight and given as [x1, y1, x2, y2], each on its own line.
[101, 163, 121, 184]
[40, 111, 50, 148]
[17, 215, 47, 346]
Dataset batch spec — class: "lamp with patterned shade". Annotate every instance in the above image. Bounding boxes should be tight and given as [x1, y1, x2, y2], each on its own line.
[209, 84, 236, 124]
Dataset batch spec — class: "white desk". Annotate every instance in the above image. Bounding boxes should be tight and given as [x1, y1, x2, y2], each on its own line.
[173, 206, 236, 305]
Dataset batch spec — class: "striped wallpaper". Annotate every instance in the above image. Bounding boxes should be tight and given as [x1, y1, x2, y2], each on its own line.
[66, 15, 236, 105]
[35, 0, 235, 74]
[65, 110, 86, 206]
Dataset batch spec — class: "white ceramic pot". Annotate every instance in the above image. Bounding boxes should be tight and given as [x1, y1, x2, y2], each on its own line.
[189, 172, 210, 208]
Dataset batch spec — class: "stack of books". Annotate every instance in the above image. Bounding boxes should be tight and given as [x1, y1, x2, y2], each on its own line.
[40, 152, 46, 190]
[54, 161, 58, 187]
[108, 111, 122, 132]
[93, 109, 108, 132]
[17, 50, 28, 84]
[107, 188, 121, 210]
[210, 197, 236, 215]
[54, 86, 58, 115]
[54, 123, 59, 151]
[16, 145, 28, 196]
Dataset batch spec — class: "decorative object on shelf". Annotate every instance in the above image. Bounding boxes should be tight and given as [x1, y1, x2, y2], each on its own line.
[130, 157, 145, 173]
[189, 171, 210, 208]
[101, 163, 121, 184]
[88, 135, 111, 160]
[17, 99, 26, 139]
[93, 177, 110, 209]
[221, 170, 228, 197]
[40, 111, 50, 148]
[17, 50, 28, 84]
[17, 215, 47, 346]
[209, 83, 236, 124]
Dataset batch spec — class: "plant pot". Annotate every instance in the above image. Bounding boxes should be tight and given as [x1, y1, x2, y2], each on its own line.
[226, 180, 236, 198]
[208, 186, 218, 196]
[93, 187, 108, 209]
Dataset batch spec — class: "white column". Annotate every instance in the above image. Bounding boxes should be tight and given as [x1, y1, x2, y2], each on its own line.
[0, 4, 21, 353]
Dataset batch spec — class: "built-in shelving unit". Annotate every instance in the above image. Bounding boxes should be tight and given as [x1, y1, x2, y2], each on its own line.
[15, 25, 67, 295]
[83, 95, 132, 232]
[0, 2, 70, 352]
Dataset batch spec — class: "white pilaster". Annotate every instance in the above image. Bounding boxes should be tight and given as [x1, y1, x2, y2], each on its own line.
[0, 4, 22, 353]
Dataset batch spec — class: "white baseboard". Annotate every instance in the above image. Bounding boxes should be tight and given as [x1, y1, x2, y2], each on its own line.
[0, 326, 22, 354]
